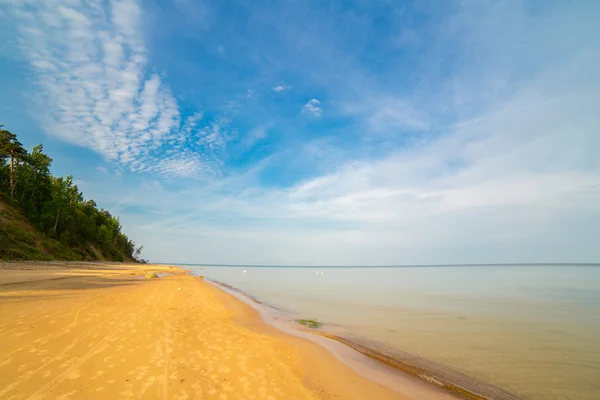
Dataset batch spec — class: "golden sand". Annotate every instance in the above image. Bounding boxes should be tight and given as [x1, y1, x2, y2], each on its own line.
[0, 263, 405, 400]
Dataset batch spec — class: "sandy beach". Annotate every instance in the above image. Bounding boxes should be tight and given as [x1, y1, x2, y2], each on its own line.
[0, 262, 406, 400]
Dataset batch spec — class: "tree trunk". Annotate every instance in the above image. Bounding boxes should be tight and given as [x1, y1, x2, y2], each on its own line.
[54, 204, 61, 233]
[9, 150, 14, 199]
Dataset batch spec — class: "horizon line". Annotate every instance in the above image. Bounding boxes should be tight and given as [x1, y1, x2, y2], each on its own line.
[156, 262, 600, 268]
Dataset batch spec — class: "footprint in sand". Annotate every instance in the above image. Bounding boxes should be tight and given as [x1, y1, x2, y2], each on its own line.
[91, 370, 104, 379]
[55, 390, 76, 400]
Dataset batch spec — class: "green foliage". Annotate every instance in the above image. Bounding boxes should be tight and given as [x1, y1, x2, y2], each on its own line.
[0, 125, 142, 262]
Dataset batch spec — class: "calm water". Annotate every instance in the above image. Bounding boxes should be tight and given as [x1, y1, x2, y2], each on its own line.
[188, 265, 600, 399]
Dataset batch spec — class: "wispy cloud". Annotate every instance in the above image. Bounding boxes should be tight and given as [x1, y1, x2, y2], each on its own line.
[96, 166, 110, 176]
[117, 1, 600, 264]
[302, 98, 323, 117]
[343, 96, 429, 133]
[4, 0, 600, 264]
[243, 124, 270, 148]
[9, 0, 222, 177]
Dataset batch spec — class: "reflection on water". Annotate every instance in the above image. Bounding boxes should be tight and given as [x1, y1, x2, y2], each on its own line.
[189, 265, 600, 400]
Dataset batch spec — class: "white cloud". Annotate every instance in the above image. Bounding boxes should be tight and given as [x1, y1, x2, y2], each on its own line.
[198, 119, 236, 152]
[8, 0, 599, 265]
[150, 155, 205, 178]
[113, 32, 600, 264]
[9, 0, 215, 177]
[272, 85, 290, 92]
[302, 98, 323, 117]
[182, 112, 204, 134]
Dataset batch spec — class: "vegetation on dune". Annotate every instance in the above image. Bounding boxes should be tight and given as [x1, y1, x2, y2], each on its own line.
[295, 319, 323, 329]
[0, 124, 143, 262]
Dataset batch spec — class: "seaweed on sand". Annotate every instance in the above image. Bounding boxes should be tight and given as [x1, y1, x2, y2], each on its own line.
[295, 319, 322, 328]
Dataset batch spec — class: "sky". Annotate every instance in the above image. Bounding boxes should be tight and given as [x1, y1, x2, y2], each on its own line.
[0, 0, 599, 265]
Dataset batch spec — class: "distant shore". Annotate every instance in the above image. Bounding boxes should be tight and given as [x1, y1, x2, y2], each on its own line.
[0, 262, 408, 400]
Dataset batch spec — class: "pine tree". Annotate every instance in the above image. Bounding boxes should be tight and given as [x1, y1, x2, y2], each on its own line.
[0, 126, 27, 199]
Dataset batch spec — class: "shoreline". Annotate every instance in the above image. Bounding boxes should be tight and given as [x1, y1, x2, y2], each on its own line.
[0, 262, 406, 399]
[207, 279, 519, 400]
[317, 334, 518, 400]
[208, 279, 460, 400]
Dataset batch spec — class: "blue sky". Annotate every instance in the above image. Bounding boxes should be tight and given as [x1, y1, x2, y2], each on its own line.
[1, 0, 599, 265]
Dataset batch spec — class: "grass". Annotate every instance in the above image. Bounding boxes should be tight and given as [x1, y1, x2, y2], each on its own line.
[295, 319, 323, 329]
[0, 197, 80, 261]
[0, 225, 50, 260]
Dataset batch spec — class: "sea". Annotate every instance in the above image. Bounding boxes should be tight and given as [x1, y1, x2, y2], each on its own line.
[185, 264, 600, 400]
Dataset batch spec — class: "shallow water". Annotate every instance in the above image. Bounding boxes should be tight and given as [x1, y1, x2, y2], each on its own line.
[188, 265, 600, 399]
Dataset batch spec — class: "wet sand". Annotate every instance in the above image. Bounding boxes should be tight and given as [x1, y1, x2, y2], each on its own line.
[0, 262, 406, 400]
